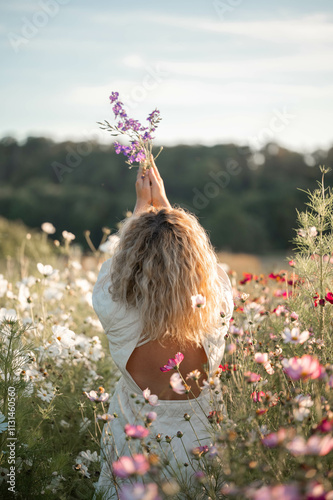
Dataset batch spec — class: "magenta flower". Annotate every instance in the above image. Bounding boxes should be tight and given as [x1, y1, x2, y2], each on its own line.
[124, 424, 149, 440]
[119, 483, 161, 500]
[112, 454, 150, 478]
[325, 292, 333, 304]
[251, 391, 266, 403]
[282, 355, 325, 381]
[160, 352, 184, 372]
[315, 418, 333, 433]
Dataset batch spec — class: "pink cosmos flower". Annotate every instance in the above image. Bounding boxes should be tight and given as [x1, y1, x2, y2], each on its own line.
[191, 294, 206, 309]
[251, 391, 266, 403]
[226, 343, 236, 354]
[145, 411, 157, 423]
[253, 484, 301, 500]
[112, 454, 150, 478]
[261, 428, 288, 448]
[254, 352, 269, 364]
[97, 414, 114, 422]
[160, 352, 184, 372]
[142, 388, 159, 406]
[244, 371, 261, 383]
[124, 424, 149, 439]
[288, 260, 296, 267]
[191, 445, 209, 456]
[119, 483, 161, 500]
[169, 373, 188, 394]
[84, 390, 109, 403]
[274, 304, 288, 316]
[263, 360, 275, 375]
[290, 311, 299, 321]
[282, 355, 325, 381]
[286, 434, 333, 457]
[305, 481, 332, 500]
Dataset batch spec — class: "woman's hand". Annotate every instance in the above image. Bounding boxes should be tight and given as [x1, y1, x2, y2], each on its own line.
[148, 156, 171, 209]
[133, 164, 152, 215]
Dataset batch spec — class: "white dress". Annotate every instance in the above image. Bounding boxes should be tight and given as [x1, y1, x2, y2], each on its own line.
[92, 257, 234, 499]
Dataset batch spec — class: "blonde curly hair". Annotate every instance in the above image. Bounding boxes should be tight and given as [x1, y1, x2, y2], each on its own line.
[109, 207, 224, 348]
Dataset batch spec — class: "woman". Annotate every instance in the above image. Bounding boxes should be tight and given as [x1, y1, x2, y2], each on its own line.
[92, 158, 234, 499]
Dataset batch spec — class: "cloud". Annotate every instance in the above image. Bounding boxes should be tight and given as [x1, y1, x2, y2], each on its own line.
[143, 12, 333, 44]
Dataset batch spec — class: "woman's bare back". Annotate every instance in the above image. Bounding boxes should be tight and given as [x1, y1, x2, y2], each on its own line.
[126, 339, 208, 400]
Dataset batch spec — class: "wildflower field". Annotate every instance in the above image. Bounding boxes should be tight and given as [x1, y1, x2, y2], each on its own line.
[0, 169, 333, 500]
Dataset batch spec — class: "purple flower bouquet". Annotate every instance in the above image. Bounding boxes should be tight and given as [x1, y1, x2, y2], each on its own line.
[97, 91, 163, 171]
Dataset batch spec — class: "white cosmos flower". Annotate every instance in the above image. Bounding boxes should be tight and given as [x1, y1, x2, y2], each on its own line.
[41, 222, 56, 234]
[170, 373, 188, 394]
[282, 327, 310, 345]
[43, 285, 64, 302]
[77, 450, 99, 464]
[0, 308, 17, 322]
[36, 389, 54, 403]
[62, 230, 75, 241]
[99, 235, 120, 255]
[70, 260, 82, 270]
[293, 394, 314, 422]
[17, 283, 31, 310]
[52, 325, 76, 348]
[191, 294, 206, 309]
[75, 279, 91, 294]
[76, 463, 90, 478]
[37, 263, 55, 277]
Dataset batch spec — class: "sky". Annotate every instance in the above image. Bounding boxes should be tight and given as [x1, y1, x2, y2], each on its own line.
[1, 0, 333, 152]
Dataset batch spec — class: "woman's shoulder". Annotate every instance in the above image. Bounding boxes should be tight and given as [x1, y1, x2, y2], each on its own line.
[92, 257, 117, 330]
[92, 257, 141, 343]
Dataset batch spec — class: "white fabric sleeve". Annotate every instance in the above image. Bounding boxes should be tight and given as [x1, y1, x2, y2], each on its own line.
[217, 263, 234, 325]
[92, 258, 115, 332]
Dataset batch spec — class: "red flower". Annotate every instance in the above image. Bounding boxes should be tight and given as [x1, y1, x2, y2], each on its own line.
[325, 292, 333, 304]
[219, 363, 230, 372]
[239, 272, 254, 285]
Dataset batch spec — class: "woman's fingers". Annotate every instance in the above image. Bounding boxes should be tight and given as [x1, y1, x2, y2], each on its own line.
[150, 155, 162, 181]
[148, 162, 159, 186]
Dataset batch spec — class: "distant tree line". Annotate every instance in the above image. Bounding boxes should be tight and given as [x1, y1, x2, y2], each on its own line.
[0, 136, 332, 254]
